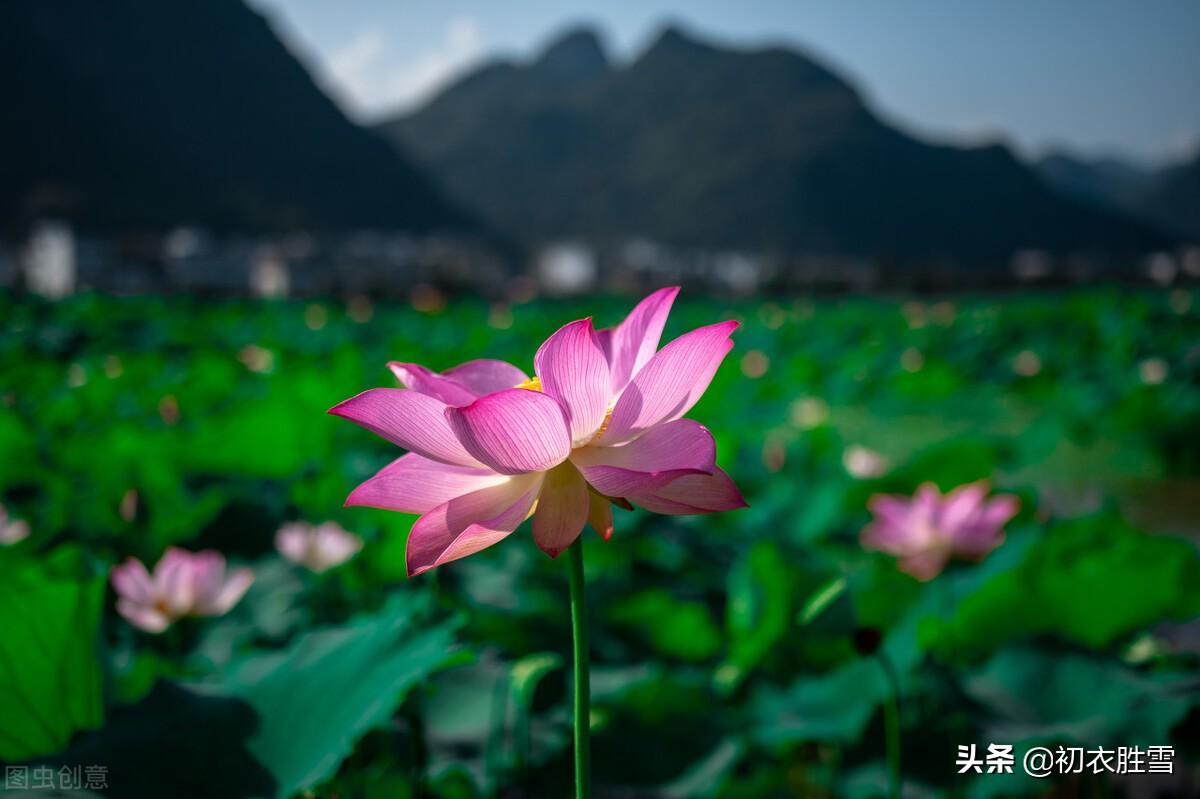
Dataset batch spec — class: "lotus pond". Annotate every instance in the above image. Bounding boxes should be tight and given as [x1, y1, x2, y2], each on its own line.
[1, 287, 1198, 798]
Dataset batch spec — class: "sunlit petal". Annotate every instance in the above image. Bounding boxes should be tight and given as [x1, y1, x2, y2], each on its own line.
[532, 462, 590, 557]
[535, 318, 612, 443]
[604, 286, 679, 392]
[443, 358, 530, 395]
[406, 474, 543, 576]
[329, 388, 483, 467]
[388, 361, 479, 406]
[627, 468, 747, 515]
[446, 389, 572, 475]
[598, 321, 737, 445]
[345, 453, 508, 514]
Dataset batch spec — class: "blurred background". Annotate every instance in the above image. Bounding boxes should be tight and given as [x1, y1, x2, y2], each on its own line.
[1, 1, 1198, 798]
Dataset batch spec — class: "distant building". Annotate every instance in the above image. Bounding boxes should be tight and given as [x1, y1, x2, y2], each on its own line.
[250, 248, 290, 299]
[537, 242, 597, 295]
[1011, 249, 1052, 282]
[1145, 252, 1178, 285]
[1180, 248, 1200, 278]
[22, 221, 76, 298]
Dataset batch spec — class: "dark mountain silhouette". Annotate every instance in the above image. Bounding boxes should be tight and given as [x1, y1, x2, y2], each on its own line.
[381, 25, 1170, 262]
[1140, 155, 1200, 241]
[1034, 152, 1156, 214]
[1035, 151, 1200, 242]
[0, 0, 467, 234]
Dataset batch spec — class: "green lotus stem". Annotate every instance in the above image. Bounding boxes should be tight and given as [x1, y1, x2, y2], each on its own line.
[566, 536, 592, 799]
[406, 699, 428, 799]
[878, 653, 902, 799]
[484, 674, 509, 797]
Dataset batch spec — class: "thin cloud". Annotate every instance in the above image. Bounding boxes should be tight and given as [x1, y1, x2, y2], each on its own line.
[327, 15, 484, 120]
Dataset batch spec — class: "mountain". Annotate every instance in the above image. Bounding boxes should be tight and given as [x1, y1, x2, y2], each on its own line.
[1033, 152, 1156, 214]
[1035, 151, 1200, 242]
[1140, 155, 1200, 241]
[0, 0, 467, 235]
[380, 26, 1170, 262]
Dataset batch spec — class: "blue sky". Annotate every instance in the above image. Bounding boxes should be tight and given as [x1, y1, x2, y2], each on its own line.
[250, 0, 1200, 164]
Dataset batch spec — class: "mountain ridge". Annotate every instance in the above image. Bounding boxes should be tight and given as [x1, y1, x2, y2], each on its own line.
[1141, 154, 1200, 240]
[1036, 149, 1200, 242]
[381, 24, 1171, 262]
[0, 0, 469, 235]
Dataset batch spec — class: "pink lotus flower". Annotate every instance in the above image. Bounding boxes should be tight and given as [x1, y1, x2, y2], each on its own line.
[276, 521, 363, 572]
[0, 504, 30, 545]
[331, 287, 747, 576]
[110, 547, 254, 633]
[861, 481, 1019, 580]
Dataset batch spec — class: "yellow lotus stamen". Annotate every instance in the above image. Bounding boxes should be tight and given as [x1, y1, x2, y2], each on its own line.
[514, 373, 614, 445]
[594, 405, 614, 438]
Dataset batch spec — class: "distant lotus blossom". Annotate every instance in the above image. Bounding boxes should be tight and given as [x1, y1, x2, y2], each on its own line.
[1139, 357, 1168, 385]
[740, 350, 769, 378]
[1169, 289, 1191, 316]
[331, 287, 747, 576]
[238, 344, 275, 374]
[110, 547, 253, 633]
[790, 396, 829, 429]
[900, 347, 924, 373]
[0, 505, 30, 545]
[276, 521, 363, 572]
[842, 445, 888, 479]
[1013, 350, 1042, 377]
[862, 482, 1019, 580]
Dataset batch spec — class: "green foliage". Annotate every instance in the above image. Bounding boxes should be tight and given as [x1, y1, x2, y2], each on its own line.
[754, 656, 889, 746]
[41, 681, 277, 799]
[608, 588, 723, 662]
[192, 556, 309, 670]
[922, 513, 1200, 655]
[510, 652, 563, 774]
[510, 652, 562, 709]
[719, 541, 792, 692]
[0, 553, 105, 760]
[659, 737, 746, 799]
[796, 575, 846, 627]
[2, 289, 1198, 798]
[213, 592, 461, 797]
[42, 593, 460, 798]
[965, 648, 1196, 746]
